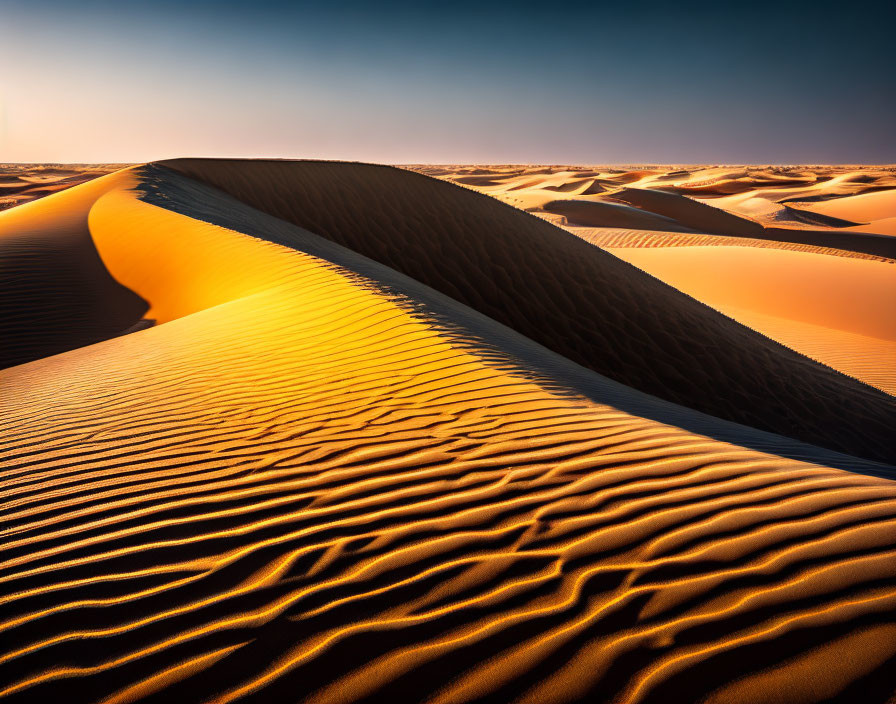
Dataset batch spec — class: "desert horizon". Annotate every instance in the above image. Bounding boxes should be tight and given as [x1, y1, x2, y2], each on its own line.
[2, 1, 895, 703]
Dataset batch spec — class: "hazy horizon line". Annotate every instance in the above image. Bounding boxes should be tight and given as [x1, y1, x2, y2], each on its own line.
[4, 158, 896, 168]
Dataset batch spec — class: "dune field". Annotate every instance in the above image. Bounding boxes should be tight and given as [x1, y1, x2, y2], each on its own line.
[0, 165, 128, 213]
[416, 165, 896, 396]
[2, 161, 895, 703]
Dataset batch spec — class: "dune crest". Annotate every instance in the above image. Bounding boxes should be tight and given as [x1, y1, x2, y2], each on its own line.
[0, 171, 149, 368]
[150, 159, 895, 465]
[411, 163, 896, 397]
[415, 164, 896, 246]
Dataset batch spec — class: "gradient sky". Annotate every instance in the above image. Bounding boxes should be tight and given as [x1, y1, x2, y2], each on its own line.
[2, 0, 894, 164]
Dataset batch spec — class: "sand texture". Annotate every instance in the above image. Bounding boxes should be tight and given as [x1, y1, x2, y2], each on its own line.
[606, 246, 896, 395]
[1, 162, 895, 704]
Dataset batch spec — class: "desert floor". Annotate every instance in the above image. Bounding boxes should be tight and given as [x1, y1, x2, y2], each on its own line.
[1, 161, 894, 703]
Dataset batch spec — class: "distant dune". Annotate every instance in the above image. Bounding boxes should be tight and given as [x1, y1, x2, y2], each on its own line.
[542, 199, 695, 232]
[607, 246, 896, 395]
[0, 164, 127, 212]
[417, 165, 896, 258]
[1, 162, 895, 703]
[796, 188, 896, 224]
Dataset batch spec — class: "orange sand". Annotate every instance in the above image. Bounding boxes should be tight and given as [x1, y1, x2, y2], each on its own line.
[607, 246, 896, 394]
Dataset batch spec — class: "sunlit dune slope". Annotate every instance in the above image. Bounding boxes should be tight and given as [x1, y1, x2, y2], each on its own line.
[2, 167, 896, 703]
[156, 159, 896, 464]
[849, 217, 896, 236]
[607, 246, 896, 395]
[720, 312, 896, 399]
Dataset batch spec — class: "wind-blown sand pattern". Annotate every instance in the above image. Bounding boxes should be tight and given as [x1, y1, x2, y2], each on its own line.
[566, 229, 891, 262]
[2, 163, 895, 703]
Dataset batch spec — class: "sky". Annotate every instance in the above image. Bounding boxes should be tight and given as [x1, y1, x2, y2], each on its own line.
[1, 0, 894, 164]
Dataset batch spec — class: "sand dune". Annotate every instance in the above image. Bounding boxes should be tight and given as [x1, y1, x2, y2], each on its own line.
[794, 189, 896, 238]
[416, 165, 896, 401]
[566, 228, 892, 262]
[0, 165, 127, 212]
[607, 246, 896, 395]
[609, 186, 765, 238]
[542, 200, 694, 233]
[417, 165, 896, 205]
[417, 165, 896, 258]
[714, 310, 896, 398]
[2, 163, 896, 704]
[795, 189, 896, 224]
[0, 172, 149, 368]
[151, 159, 895, 465]
[849, 217, 896, 236]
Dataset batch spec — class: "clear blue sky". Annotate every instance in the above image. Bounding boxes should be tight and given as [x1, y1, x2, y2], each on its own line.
[2, 0, 894, 163]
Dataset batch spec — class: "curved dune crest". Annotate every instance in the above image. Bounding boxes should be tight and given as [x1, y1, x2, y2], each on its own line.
[155, 159, 896, 465]
[2, 166, 896, 703]
[0, 172, 149, 368]
[722, 311, 896, 397]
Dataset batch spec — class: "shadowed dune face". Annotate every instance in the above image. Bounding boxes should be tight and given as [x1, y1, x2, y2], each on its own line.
[156, 159, 896, 465]
[542, 199, 695, 233]
[2, 166, 896, 703]
[611, 187, 765, 238]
